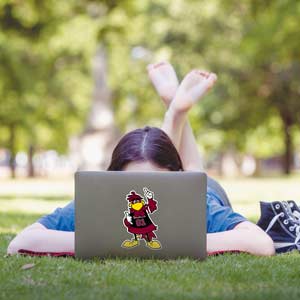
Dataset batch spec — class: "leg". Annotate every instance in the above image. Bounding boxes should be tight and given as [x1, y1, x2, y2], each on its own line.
[145, 233, 151, 242]
[144, 232, 161, 249]
[148, 63, 232, 206]
[148, 63, 217, 170]
[148, 63, 216, 171]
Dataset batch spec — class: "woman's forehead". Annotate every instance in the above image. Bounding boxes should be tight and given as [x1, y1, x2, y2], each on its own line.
[123, 161, 169, 172]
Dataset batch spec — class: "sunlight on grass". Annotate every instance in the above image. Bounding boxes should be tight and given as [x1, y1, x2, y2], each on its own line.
[0, 178, 74, 197]
[0, 212, 42, 233]
[0, 178, 73, 233]
[0, 179, 72, 212]
[0, 198, 70, 233]
[0, 199, 69, 214]
[219, 176, 300, 221]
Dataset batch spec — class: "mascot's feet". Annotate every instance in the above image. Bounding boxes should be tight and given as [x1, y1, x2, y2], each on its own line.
[146, 240, 162, 250]
[121, 239, 139, 248]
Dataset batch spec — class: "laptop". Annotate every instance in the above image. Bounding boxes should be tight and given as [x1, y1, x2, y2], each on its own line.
[75, 171, 207, 260]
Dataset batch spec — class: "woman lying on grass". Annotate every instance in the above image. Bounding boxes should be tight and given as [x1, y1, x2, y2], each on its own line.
[7, 62, 275, 256]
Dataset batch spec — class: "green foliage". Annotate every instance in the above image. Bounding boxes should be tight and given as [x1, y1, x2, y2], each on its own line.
[0, 0, 96, 152]
[103, 0, 300, 163]
[0, 0, 299, 171]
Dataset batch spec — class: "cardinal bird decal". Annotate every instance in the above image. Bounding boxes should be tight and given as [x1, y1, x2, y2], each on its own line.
[121, 187, 162, 250]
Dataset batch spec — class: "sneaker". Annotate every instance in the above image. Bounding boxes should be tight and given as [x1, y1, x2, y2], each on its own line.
[287, 200, 300, 223]
[257, 201, 300, 253]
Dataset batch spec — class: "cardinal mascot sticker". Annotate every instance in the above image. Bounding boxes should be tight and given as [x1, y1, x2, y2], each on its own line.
[121, 187, 162, 250]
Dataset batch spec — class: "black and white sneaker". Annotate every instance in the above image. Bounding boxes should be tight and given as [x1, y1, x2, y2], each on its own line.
[257, 201, 300, 253]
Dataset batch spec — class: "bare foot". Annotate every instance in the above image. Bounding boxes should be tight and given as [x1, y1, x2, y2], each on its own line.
[147, 61, 179, 106]
[170, 70, 217, 113]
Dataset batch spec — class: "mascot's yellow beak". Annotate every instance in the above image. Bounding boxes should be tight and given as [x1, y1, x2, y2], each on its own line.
[132, 202, 143, 211]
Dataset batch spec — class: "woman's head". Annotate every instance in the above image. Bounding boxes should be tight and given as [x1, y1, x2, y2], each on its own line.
[107, 126, 183, 172]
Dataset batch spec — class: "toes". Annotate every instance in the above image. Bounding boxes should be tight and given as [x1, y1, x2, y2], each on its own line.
[208, 72, 217, 81]
[147, 61, 169, 72]
[194, 70, 217, 85]
[194, 70, 210, 78]
[154, 61, 168, 69]
[206, 73, 218, 87]
[184, 70, 199, 80]
[146, 63, 154, 72]
[206, 73, 218, 90]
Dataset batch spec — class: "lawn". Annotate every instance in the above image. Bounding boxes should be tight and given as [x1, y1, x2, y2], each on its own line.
[1, 176, 300, 300]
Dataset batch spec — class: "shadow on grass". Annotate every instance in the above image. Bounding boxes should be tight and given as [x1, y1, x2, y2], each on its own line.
[0, 195, 72, 201]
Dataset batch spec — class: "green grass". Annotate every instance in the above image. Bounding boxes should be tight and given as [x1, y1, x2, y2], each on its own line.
[1, 177, 300, 300]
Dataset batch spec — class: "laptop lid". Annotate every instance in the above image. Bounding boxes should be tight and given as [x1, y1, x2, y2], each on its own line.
[75, 171, 207, 260]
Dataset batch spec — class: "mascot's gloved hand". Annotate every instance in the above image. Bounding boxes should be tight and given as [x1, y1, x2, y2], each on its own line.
[143, 187, 157, 212]
[124, 212, 132, 224]
[143, 187, 154, 200]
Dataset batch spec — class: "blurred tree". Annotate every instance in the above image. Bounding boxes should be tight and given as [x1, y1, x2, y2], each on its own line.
[116, 0, 300, 175]
[0, 0, 96, 177]
[219, 0, 300, 174]
[0, 0, 299, 177]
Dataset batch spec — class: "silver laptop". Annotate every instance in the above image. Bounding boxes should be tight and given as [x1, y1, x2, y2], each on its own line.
[75, 171, 207, 260]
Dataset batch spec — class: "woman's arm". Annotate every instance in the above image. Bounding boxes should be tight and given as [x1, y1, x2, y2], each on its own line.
[207, 221, 275, 256]
[7, 223, 74, 255]
[7, 220, 274, 256]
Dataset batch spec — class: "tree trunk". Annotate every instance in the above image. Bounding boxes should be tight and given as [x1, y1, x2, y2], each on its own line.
[27, 144, 35, 177]
[253, 157, 261, 177]
[70, 46, 119, 171]
[8, 124, 16, 178]
[277, 103, 295, 175]
[283, 122, 293, 175]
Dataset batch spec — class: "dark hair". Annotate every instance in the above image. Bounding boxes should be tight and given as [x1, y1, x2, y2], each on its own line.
[107, 126, 183, 171]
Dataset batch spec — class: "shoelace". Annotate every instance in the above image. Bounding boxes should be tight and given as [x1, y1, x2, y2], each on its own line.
[265, 212, 284, 233]
[283, 201, 300, 226]
[293, 211, 300, 223]
[282, 201, 297, 221]
[265, 208, 300, 248]
[288, 202, 300, 224]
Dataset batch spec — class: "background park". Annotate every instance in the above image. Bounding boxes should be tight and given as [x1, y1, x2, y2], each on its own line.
[0, 0, 300, 299]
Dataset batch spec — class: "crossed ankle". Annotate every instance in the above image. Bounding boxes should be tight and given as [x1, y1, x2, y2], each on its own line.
[165, 105, 188, 124]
